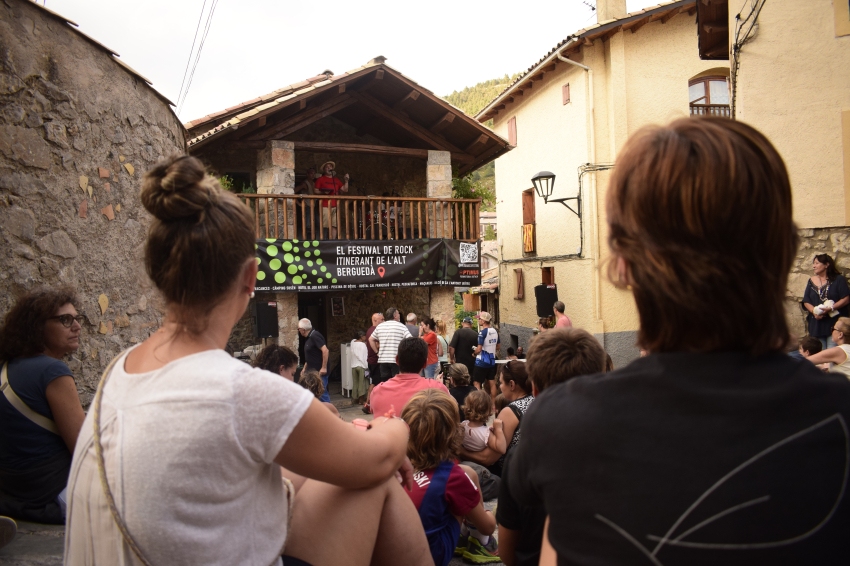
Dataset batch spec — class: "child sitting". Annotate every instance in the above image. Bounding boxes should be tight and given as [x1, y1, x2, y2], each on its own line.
[493, 393, 509, 416]
[461, 390, 506, 456]
[298, 370, 340, 417]
[446, 363, 476, 420]
[401, 389, 499, 566]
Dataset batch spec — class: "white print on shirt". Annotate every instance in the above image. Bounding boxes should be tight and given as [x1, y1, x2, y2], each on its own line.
[413, 471, 431, 489]
[593, 413, 849, 566]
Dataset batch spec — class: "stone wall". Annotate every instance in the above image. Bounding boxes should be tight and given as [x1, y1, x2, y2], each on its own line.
[0, 0, 185, 403]
[785, 227, 850, 340]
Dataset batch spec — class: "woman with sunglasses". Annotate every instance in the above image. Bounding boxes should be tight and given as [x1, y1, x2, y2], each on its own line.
[0, 288, 85, 524]
[805, 317, 850, 377]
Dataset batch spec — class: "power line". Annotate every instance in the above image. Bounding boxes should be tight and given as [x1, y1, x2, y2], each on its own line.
[177, 0, 221, 116]
[175, 0, 208, 112]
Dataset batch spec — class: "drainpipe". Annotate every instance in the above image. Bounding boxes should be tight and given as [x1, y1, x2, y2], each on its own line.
[556, 52, 604, 324]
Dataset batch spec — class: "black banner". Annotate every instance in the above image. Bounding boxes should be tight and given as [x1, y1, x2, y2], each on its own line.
[255, 238, 481, 292]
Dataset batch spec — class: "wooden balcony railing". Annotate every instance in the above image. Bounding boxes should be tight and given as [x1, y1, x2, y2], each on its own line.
[690, 104, 731, 117]
[236, 194, 481, 242]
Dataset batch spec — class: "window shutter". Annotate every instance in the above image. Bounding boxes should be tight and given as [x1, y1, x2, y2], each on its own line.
[508, 116, 517, 146]
[542, 266, 554, 285]
[514, 268, 524, 299]
[563, 83, 571, 105]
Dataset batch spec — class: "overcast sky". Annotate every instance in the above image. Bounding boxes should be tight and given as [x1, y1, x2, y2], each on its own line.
[46, 0, 662, 123]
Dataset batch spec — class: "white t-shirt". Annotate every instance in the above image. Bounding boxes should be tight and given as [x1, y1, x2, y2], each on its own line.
[350, 339, 368, 369]
[461, 421, 491, 452]
[371, 321, 412, 364]
[64, 349, 314, 566]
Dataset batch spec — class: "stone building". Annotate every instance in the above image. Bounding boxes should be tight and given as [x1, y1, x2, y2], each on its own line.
[184, 59, 509, 371]
[0, 0, 185, 400]
[697, 0, 850, 339]
[477, 0, 726, 366]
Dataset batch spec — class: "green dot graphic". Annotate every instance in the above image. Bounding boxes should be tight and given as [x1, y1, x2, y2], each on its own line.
[292, 239, 299, 244]
[421, 261, 427, 267]
[316, 259, 323, 265]
[293, 247, 300, 254]
[254, 243, 258, 250]
[424, 243, 430, 250]
[439, 259, 446, 266]
[320, 266, 327, 272]
[256, 257, 261, 265]
[437, 270, 443, 278]
[288, 265, 297, 275]
[269, 259, 281, 271]
[303, 241, 310, 248]
[256, 271, 266, 281]
[419, 269, 424, 275]
[447, 265, 458, 276]
[266, 238, 276, 244]
[293, 276, 302, 284]
[266, 245, 278, 257]
[314, 250, 321, 256]
[430, 269, 434, 274]
[282, 241, 293, 251]
[275, 272, 286, 284]
[312, 241, 320, 247]
[305, 251, 312, 258]
[284, 253, 294, 264]
[332, 278, 338, 284]
[423, 252, 429, 259]
[298, 265, 304, 271]
[312, 270, 317, 275]
[307, 260, 313, 267]
[295, 256, 301, 262]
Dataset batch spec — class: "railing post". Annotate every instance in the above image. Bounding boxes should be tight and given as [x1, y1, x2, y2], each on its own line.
[256, 141, 296, 238]
[426, 150, 452, 240]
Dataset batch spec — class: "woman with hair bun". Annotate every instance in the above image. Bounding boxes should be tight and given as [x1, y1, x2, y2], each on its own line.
[65, 155, 430, 566]
[507, 118, 850, 564]
[803, 253, 850, 349]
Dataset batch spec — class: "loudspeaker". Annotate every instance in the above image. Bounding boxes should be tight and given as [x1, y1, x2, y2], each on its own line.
[534, 284, 559, 318]
[251, 301, 279, 338]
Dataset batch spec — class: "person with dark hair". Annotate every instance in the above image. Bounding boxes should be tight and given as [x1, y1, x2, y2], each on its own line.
[461, 390, 506, 456]
[298, 370, 340, 417]
[65, 155, 431, 566]
[313, 160, 349, 239]
[552, 301, 572, 329]
[297, 318, 330, 403]
[498, 328, 607, 566]
[515, 346, 525, 360]
[509, 118, 850, 564]
[799, 336, 823, 358]
[460, 361, 532, 477]
[369, 337, 448, 417]
[803, 253, 850, 349]
[472, 312, 500, 397]
[449, 317, 478, 376]
[420, 317, 442, 378]
[506, 347, 518, 361]
[369, 307, 411, 385]
[446, 363, 476, 421]
[254, 344, 299, 380]
[0, 288, 86, 524]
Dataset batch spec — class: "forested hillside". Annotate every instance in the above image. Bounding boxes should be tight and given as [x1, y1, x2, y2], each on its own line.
[443, 74, 520, 212]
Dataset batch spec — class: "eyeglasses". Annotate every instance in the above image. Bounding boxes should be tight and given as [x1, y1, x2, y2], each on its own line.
[834, 327, 844, 334]
[48, 314, 85, 328]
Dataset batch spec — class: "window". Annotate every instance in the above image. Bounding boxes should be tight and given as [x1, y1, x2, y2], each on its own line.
[522, 189, 535, 254]
[563, 83, 571, 105]
[689, 76, 730, 117]
[508, 116, 517, 146]
[514, 268, 524, 299]
[542, 267, 555, 286]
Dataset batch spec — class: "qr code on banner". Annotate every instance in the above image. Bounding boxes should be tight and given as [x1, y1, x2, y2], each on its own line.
[459, 242, 478, 264]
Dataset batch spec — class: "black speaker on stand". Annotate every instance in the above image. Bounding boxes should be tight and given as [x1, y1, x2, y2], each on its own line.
[534, 285, 559, 318]
[251, 300, 279, 339]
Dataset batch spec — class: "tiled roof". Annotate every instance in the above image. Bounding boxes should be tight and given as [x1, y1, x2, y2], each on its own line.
[476, 0, 695, 121]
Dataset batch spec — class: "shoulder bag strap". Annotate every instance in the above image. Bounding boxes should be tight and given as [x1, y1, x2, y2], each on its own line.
[92, 350, 154, 566]
[0, 362, 60, 434]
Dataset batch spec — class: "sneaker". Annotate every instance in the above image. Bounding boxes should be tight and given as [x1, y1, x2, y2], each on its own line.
[0, 516, 16, 551]
[462, 535, 500, 564]
[454, 534, 470, 557]
[362, 402, 371, 414]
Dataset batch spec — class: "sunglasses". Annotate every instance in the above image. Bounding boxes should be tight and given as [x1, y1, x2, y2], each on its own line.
[48, 314, 85, 328]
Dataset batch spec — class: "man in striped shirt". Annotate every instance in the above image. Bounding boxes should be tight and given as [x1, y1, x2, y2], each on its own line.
[368, 307, 412, 385]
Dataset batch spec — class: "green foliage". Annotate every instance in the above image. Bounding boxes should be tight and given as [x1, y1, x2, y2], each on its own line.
[218, 175, 233, 192]
[452, 168, 495, 211]
[219, 175, 256, 194]
[443, 74, 521, 118]
[483, 224, 496, 241]
[454, 303, 477, 330]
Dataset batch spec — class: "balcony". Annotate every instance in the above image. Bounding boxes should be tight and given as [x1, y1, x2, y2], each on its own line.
[237, 194, 481, 242]
[690, 104, 731, 117]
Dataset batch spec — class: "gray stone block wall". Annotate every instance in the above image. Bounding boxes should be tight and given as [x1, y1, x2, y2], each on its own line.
[0, 0, 184, 403]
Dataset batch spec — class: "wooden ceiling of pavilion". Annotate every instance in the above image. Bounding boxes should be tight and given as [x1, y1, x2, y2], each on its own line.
[185, 58, 512, 175]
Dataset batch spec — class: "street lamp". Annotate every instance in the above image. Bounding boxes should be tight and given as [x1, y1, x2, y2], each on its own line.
[531, 171, 556, 202]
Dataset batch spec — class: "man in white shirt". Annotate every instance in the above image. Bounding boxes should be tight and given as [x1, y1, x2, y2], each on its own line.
[350, 329, 369, 404]
[369, 307, 411, 385]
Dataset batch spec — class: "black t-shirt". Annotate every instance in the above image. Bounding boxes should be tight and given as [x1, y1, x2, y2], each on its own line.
[496, 450, 545, 566]
[803, 274, 850, 337]
[303, 330, 326, 372]
[449, 385, 476, 420]
[450, 327, 478, 367]
[509, 351, 850, 565]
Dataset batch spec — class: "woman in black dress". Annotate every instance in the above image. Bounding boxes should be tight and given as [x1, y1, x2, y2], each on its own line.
[803, 253, 850, 349]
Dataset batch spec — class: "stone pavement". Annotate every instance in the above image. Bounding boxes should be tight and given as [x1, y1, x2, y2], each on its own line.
[0, 388, 502, 566]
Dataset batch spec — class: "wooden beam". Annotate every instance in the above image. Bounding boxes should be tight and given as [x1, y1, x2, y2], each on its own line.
[299, 99, 307, 110]
[338, 83, 346, 94]
[687, 6, 696, 15]
[624, 16, 651, 33]
[291, 141, 474, 163]
[660, 7, 682, 23]
[393, 89, 420, 112]
[601, 25, 623, 41]
[258, 116, 266, 127]
[430, 112, 455, 134]
[541, 63, 556, 73]
[375, 69, 384, 80]
[464, 134, 488, 153]
[702, 23, 729, 34]
[348, 91, 466, 154]
[248, 94, 355, 141]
